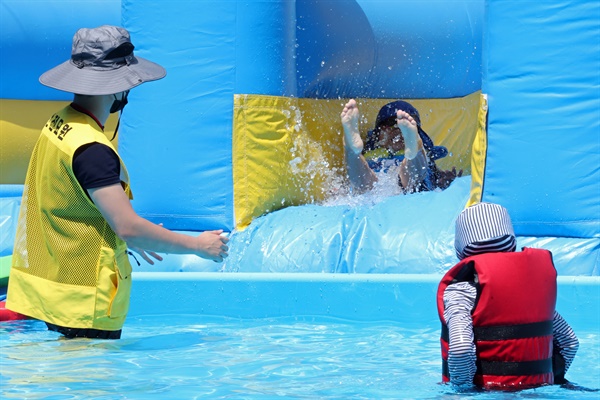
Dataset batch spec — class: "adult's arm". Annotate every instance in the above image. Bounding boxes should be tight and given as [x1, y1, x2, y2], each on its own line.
[89, 184, 228, 262]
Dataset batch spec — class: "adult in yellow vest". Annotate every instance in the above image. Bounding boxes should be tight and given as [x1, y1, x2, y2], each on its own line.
[6, 25, 229, 339]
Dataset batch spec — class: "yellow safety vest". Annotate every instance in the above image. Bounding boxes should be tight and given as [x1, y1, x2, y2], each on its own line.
[7, 105, 133, 331]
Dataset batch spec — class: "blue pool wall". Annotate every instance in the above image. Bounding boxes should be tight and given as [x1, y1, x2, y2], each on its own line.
[0, 0, 598, 277]
[129, 273, 600, 337]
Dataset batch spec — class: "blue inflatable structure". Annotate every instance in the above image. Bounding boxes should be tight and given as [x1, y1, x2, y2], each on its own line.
[0, 0, 598, 274]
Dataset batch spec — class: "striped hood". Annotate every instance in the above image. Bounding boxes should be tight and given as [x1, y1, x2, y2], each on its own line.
[454, 202, 516, 260]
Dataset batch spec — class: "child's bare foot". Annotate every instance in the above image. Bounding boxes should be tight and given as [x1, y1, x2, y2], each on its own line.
[341, 99, 363, 155]
[396, 110, 422, 160]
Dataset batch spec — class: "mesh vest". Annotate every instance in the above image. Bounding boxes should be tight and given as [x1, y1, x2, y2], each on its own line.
[7, 105, 133, 331]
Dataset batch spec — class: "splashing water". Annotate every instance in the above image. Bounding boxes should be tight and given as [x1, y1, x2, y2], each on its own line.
[284, 102, 403, 208]
[321, 168, 403, 208]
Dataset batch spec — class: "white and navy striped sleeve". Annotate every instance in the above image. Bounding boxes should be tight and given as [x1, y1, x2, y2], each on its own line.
[443, 281, 478, 387]
[553, 311, 579, 372]
[444, 285, 579, 386]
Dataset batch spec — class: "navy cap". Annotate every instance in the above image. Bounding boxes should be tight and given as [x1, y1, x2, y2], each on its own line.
[368, 100, 448, 161]
[375, 100, 422, 127]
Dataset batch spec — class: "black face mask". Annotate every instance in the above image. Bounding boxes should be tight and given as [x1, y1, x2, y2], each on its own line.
[110, 90, 129, 114]
[109, 91, 129, 141]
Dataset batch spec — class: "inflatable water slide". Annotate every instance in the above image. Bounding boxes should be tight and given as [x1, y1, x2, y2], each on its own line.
[0, 0, 598, 290]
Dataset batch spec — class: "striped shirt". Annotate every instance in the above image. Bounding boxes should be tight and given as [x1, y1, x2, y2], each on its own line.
[443, 281, 579, 387]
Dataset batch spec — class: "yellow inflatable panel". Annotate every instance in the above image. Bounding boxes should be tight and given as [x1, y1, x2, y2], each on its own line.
[466, 93, 489, 207]
[232, 95, 344, 230]
[233, 92, 484, 229]
[0, 99, 119, 184]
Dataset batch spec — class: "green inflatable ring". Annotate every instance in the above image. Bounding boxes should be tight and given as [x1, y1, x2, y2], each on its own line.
[0, 255, 11, 287]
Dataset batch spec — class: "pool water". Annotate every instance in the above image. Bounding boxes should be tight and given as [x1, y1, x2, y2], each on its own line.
[1, 316, 598, 399]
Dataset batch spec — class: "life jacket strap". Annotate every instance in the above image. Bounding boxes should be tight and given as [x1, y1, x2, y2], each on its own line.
[477, 358, 552, 376]
[474, 320, 553, 341]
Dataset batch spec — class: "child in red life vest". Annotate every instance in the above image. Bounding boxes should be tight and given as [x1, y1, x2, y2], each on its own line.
[437, 202, 578, 390]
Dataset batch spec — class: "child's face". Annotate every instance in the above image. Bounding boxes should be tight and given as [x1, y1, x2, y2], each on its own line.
[376, 125, 405, 153]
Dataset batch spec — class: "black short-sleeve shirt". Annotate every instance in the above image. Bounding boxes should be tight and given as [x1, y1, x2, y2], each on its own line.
[72, 142, 121, 191]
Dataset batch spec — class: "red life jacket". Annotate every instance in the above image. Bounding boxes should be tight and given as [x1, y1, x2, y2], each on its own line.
[437, 247, 557, 390]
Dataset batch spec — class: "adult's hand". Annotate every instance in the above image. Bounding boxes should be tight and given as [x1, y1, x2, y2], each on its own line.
[128, 247, 164, 265]
[196, 230, 229, 262]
